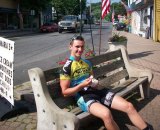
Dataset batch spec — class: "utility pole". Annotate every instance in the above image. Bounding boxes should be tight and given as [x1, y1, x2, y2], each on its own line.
[90, 0, 92, 17]
[80, 0, 82, 36]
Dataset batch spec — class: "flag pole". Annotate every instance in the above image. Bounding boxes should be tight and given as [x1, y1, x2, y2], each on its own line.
[99, 0, 110, 55]
[99, 0, 103, 55]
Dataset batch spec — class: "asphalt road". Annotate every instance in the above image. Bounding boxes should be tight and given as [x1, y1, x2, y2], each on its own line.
[12, 23, 112, 85]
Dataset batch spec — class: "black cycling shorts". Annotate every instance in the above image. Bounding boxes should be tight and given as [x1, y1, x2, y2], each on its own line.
[77, 88, 115, 112]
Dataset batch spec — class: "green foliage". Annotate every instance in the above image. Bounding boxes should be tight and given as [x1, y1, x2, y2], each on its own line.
[91, 2, 101, 20]
[108, 32, 127, 42]
[19, 0, 86, 20]
[89, 2, 127, 22]
[111, 2, 127, 21]
[51, 0, 86, 18]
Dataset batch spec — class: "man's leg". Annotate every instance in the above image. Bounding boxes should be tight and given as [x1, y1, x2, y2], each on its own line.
[89, 102, 120, 130]
[111, 95, 147, 130]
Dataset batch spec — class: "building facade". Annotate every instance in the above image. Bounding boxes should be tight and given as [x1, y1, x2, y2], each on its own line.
[129, 0, 154, 39]
[0, 0, 19, 30]
[0, 1, 58, 30]
[154, 0, 160, 42]
[129, 0, 160, 42]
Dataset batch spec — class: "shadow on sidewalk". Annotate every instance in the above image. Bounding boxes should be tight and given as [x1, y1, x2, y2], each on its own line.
[129, 51, 160, 74]
[129, 51, 154, 60]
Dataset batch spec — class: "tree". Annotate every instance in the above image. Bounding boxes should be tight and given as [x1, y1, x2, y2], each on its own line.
[86, 2, 127, 22]
[91, 2, 101, 20]
[51, 0, 86, 20]
[111, 2, 127, 21]
[15, 0, 52, 29]
[20, 0, 52, 11]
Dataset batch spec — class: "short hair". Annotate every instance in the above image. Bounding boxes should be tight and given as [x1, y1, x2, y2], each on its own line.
[70, 35, 85, 45]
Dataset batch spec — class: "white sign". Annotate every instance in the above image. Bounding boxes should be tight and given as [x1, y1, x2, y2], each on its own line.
[0, 37, 14, 105]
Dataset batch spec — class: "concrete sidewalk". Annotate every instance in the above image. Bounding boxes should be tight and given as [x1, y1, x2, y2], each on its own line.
[0, 29, 38, 38]
[0, 31, 160, 130]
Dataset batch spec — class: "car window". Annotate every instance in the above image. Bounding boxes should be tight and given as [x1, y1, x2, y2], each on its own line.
[62, 16, 77, 21]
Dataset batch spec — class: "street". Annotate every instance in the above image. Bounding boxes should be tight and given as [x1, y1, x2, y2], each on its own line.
[12, 23, 112, 85]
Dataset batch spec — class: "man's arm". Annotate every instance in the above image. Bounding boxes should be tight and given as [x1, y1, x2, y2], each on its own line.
[60, 78, 92, 97]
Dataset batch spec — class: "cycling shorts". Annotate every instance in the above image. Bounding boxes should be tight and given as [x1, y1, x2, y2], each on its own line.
[77, 88, 115, 112]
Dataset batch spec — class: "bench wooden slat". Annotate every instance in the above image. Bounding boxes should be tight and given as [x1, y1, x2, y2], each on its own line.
[110, 77, 138, 93]
[44, 67, 61, 82]
[88, 50, 122, 66]
[70, 77, 148, 120]
[99, 69, 129, 87]
[116, 77, 148, 97]
[94, 59, 125, 78]
[70, 107, 83, 115]
[76, 112, 90, 120]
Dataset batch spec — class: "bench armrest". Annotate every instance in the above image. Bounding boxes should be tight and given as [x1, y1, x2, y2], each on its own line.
[28, 67, 79, 130]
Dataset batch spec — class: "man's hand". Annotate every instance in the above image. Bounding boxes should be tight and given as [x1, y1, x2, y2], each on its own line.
[80, 78, 92, 88]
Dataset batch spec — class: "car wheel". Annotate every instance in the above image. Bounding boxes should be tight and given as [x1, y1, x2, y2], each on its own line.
[58, 28, 62, 33]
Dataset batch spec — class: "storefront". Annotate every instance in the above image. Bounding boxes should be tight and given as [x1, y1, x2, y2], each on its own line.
[130, 0, 154, 38]
[0, 7, 18, 30]
[154, 0, 160, 42]
[0, 0, 19, 30]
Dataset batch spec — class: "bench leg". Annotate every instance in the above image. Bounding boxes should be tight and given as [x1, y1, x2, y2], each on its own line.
[144, 81, 150, 98]
[139, 84, 144, 99]
[139, 81, 150, 99]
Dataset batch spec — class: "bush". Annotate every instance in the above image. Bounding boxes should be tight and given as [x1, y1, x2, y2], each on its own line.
[108, 32, 127, 42]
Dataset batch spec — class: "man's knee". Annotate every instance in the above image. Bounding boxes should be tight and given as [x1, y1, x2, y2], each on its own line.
[102, 109, 113, 124]
[125, 102, 136, 114]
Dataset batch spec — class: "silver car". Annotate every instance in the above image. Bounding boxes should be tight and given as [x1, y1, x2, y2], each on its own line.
[58, 15, 83, 33]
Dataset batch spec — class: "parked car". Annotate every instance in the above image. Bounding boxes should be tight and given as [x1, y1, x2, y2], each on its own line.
[115, 23, 126, 30]
[58, 15, 83, 33]
[40, 22, 58, 32]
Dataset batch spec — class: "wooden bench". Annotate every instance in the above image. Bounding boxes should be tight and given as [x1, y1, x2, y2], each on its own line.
[28, 46, 153, 130]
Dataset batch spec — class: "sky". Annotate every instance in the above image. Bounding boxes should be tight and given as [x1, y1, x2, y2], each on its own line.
[87, 0, 121, 4]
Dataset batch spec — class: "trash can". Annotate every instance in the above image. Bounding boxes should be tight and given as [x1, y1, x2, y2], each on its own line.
[145, 27, 150, 39]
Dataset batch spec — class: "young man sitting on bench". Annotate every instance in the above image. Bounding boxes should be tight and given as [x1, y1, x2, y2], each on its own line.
[60, 35, 153, 130]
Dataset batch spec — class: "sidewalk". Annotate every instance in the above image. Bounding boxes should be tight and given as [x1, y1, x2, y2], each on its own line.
[0, 29, 38, 38]
[0, 31, 160, 130]
[115, 32, 160, 130]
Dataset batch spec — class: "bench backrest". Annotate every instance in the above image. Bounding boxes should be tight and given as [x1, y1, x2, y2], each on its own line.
[89, 49, 129, 86]
[44, 49, 128, 100]
[45, 49, 128, 80]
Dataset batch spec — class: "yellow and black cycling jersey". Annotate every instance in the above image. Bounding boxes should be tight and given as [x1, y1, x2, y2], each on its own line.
[60, 56, 92, 87]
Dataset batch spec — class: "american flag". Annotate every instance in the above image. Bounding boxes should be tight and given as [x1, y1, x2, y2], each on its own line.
[101, 0, 110, 19]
